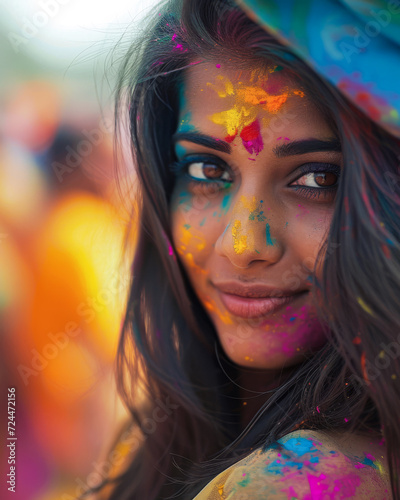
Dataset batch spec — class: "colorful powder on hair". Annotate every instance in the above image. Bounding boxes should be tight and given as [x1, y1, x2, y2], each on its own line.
[357, 296, 373, 315]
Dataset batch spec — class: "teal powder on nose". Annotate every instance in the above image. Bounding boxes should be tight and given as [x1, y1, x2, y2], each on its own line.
[265, 223, 276, 246]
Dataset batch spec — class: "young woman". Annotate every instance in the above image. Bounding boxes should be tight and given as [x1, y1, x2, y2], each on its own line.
[87, 0, 400, 498]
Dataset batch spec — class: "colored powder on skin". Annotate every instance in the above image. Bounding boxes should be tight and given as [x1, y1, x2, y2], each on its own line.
[265, 459, 303, 475]
[249, 204, 266, 222]
[177, 191, 192, 211]
[357, 296, 373, 315]
[208, 73, 304, 154]
[221, 193, 232, 214]
[282, 438, 317, 457]
[183, 223, 191, 230]
[240, 119, 264, 155]
[177, 111, 196, 134]
[175, 143, 187, 158]
[296, 204, 309, 217]
[280, 485, 299, 500]
[265, 223, 277, 246]
[232, 220, 248, 254]
[203, 297, 233, 324]
[199, 217, 206, 226]
[237, 475, 251, 487]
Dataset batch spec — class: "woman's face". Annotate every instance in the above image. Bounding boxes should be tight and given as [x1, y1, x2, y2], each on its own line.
[169, 62, 342, 370]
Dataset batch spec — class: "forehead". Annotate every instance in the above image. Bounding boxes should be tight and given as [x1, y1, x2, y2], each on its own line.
[178, 61, 327, 136]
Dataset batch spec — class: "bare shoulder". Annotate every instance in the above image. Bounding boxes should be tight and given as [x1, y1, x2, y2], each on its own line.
[193, 429, 392, 500]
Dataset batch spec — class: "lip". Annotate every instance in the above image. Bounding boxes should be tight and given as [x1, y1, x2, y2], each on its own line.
[212, 281, 308, 318]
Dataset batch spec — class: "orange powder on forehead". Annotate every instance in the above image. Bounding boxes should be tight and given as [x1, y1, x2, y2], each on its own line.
[207, 73, 303, 153]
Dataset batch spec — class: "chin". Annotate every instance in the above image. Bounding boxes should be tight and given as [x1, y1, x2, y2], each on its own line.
[217, 333, 308, 370]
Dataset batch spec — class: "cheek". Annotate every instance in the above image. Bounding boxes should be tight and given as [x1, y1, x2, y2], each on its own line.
[284, 205, 335, 276]
[170, 190, 216, 277]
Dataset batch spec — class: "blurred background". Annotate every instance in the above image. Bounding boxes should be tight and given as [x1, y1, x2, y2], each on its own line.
[0, 1, 159, 498]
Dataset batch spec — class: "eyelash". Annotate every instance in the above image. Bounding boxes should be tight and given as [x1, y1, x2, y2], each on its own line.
[170, 156, 341, 200]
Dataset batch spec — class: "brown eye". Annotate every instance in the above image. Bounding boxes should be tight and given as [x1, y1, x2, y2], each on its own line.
[203, 163, 225, 179]
[188, 162, 231, 181]
[292, 171, 339, 189]
[313, 172, 337, 187]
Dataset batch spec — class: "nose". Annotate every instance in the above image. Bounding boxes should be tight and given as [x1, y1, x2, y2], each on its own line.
[214, 194, 284, 269]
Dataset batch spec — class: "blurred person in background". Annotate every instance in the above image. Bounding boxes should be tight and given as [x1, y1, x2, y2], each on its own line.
[77, 0, 400, 499]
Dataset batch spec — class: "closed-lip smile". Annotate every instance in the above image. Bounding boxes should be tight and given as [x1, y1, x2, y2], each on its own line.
[211, 281, 308, 318]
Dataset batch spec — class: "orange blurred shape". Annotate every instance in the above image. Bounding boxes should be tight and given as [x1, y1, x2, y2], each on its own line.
[4, 80, 60, 151]
[12, 191, 131, 474]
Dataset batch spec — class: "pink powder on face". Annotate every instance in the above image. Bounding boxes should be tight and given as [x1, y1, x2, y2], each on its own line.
[240, 119, 264, 155]
[216, 64, 221, 68]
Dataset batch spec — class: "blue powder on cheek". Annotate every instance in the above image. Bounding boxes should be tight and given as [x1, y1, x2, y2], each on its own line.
[221, 194, 232, 214]
[199, 217, 206, 226]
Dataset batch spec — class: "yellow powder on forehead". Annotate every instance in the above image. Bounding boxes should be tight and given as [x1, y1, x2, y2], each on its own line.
[207, 73, 303, 140]
[206, 74, 235, 97]
[210, 106, 253, 137]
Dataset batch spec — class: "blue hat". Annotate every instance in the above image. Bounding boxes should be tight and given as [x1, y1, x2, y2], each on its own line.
[236, 0, 400, 138]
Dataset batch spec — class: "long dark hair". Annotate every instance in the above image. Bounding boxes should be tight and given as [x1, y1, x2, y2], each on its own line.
[83, 0, 400, 498]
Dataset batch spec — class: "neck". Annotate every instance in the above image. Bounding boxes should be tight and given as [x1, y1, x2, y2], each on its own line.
[238, 365, 295, 430]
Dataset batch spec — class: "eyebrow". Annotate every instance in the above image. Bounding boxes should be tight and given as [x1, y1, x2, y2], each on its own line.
[272, 138, 341, 157]
[172, 132, 231, 154]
